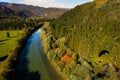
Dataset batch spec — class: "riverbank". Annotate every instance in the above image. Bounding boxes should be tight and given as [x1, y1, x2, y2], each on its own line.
[45, 51, 67, 80]
[41, 22, 68, 80]
[0, 23, 44, 80]
[17, 29, 66, 80]
[41, 22, 120, 80]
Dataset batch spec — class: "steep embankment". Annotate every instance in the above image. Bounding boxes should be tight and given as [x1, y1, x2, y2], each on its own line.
[41, 0, 120, 80]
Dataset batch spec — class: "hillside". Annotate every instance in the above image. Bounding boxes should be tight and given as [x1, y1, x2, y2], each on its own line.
[0, 2, 67, 18]
[41, 0, 120, 80]
[0, 5, 16, 18]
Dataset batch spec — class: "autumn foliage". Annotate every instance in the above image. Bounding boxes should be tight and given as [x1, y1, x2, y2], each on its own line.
[61, 54, 73, 63]
[95, 0, 107, 7]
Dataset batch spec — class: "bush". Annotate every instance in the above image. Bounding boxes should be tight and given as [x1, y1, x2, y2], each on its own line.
[52, 42, 57, 49]
[6, 32, 10, 37]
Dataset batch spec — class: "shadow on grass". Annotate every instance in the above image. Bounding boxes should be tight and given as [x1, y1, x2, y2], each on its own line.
[0, 36, 18, 42]
[0, 42, 6, 45]
[10, 36, 18, 38]
[0, 39, 9, 42]
[0, 55, 8, 62]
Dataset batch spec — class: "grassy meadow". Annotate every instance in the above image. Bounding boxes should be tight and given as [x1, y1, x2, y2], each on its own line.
[0, 30, 21, 59]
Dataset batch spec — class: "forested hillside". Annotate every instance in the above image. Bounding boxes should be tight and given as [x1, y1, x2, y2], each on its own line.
[41, 0, 120, 80]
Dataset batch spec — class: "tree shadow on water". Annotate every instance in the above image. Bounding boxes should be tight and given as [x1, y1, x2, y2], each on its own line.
[15, 35, 41, 80]
[16, 57, 41, 80]
[25, 71, 41, 80]
[17, 70, 41, 80]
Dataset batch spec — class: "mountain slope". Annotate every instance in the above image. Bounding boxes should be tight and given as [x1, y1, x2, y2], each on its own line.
[41, 0, 120, 80]
[0, 5, 15, 18]
[0, 2, 67, 18]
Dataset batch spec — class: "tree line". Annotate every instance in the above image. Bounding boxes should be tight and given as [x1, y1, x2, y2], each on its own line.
[0, 18, 49, 30]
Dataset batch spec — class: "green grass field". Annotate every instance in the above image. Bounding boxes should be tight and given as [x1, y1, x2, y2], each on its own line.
[0, 30, 21, 58]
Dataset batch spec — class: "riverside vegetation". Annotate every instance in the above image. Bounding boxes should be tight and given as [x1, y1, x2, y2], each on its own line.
[0, 18, 44, 80]
[41, 0, 120, 80]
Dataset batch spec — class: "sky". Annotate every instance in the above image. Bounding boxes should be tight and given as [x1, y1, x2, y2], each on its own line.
[0, 0, 93, 8]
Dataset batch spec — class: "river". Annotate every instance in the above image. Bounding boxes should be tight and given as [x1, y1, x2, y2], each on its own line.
[17, 29, 65, 80]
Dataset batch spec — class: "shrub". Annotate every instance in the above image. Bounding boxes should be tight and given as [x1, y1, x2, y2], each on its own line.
[6, 32, 10, 37]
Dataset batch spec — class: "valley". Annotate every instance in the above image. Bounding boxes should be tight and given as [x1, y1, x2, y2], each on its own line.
[0, 0, 120, 80]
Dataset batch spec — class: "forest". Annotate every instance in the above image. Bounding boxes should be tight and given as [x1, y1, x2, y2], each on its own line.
[41, 0, 120, 80]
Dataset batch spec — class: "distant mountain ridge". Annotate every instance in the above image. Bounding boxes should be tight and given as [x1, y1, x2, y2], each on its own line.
[0, 5, 14, 15]
[0, 2, 67, 18]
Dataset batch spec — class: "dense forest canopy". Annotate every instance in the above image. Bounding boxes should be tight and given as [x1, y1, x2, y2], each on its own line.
[50, 0, 120, 63]
[0, 18, 48, 30]
[41, 0, 120, 79]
